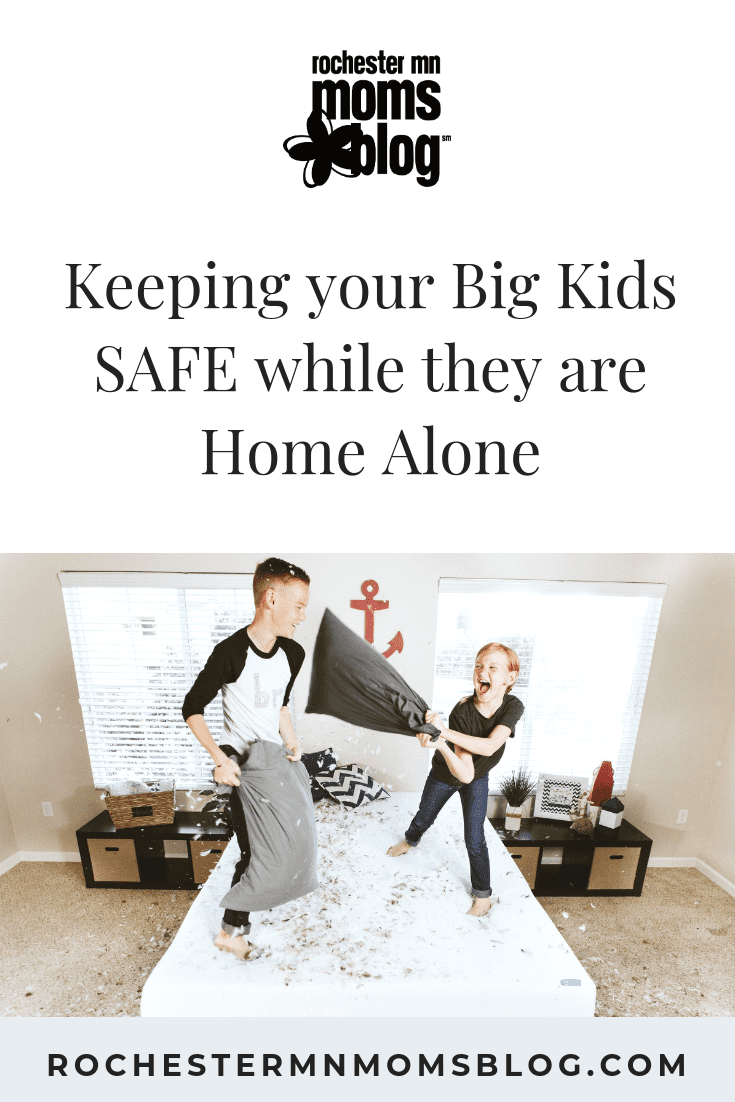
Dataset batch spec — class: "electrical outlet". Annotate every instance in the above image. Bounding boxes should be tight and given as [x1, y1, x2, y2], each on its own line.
[677, 809, 688, 824]
[41, 802, 53, 817]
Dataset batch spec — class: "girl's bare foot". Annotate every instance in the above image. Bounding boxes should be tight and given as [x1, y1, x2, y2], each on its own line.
[467, 897, 492, 917]
[387, 839, 411, 857]
[214, 929, 254, 960]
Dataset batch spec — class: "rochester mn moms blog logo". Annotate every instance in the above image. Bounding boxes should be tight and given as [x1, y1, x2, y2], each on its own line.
[283, 51, 445, 188]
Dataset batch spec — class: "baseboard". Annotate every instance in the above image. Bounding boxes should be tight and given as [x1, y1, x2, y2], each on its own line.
[648, 857, 697, 868]
[649, 856, 735, 898]
[0, 850, 81, 876]
[0, 852, 22, 877]
[694, 858, 735, 899]
[21, 850, 81, 862]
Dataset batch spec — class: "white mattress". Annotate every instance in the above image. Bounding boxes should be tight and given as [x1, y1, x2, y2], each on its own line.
[141, 792, 595, 1017]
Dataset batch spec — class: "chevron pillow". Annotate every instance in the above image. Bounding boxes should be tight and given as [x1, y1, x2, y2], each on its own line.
[314, 764, 390, 809]
[301, 747, 340, 803]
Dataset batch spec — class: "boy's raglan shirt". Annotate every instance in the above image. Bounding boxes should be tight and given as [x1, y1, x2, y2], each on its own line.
[431, 693, 525, 787]
[182, 628, 305, 754]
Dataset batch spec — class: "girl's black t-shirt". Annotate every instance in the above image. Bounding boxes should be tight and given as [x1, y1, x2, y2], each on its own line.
[431, 693, 525, 787]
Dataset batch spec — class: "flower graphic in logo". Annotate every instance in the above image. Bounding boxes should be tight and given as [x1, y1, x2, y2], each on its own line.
[283, 109, 359, 187]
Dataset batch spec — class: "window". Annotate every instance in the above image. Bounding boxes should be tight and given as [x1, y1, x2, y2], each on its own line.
[60, 572, 255, 786]
[432, 578, 666, 793]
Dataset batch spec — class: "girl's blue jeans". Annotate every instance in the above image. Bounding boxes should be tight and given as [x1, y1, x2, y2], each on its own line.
[405, 770, 491, 897]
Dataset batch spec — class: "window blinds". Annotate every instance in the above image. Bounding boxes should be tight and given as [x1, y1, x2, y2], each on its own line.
[433, 578, 666, 793]
[60, 573, 255, 786]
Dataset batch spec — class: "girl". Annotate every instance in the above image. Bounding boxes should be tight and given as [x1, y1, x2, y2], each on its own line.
[388, 643, 524, 916]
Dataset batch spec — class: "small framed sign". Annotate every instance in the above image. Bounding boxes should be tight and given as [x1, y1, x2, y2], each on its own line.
[535, 773, 584, 822]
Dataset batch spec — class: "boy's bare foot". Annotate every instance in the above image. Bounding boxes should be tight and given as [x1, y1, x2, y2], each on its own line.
[214, 929, 254, 960]
[387, 839, 411, 857]
[467, 897, 493, 917]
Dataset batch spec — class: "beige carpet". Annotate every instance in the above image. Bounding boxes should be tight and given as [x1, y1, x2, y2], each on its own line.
[0, 863, 197, 1017]
[538, 866, 735, 1016]
[1, 861, 733, 1017]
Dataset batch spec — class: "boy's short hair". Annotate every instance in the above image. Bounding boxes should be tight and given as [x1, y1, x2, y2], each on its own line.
[253, 557, 310, 606]
[476, 642, 520, 693]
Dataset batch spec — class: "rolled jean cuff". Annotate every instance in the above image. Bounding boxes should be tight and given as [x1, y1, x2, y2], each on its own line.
[221, 921, 251, 937]
[404, 836, 419, 848]
[472, 888, 491, 899]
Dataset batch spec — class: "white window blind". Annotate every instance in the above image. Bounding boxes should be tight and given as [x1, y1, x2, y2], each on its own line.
[433, 578, 666, 793]
[60, 572, 255, 786]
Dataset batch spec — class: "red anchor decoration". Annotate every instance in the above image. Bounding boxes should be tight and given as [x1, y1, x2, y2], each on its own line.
[382, 630, 404, 658]
[350, 580, 388, 644]
[350, 579, 404, 657]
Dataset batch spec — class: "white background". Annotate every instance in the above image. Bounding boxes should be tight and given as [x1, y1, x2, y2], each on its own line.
[3, 0, 733, 551]
[2, 0, 733, 1091]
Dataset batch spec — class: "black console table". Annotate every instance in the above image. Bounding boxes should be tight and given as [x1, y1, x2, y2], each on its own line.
[491, 817, 652, 896]
[76, 810, 233, 890]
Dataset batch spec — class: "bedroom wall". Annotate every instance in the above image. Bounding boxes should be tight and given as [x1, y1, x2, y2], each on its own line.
[1, 553, 733, 873]
[0, 770, 17, 865]
[689, 703, 735, 885]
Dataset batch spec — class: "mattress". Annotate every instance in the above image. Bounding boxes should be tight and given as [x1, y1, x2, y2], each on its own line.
[141, 792, 595, 1016]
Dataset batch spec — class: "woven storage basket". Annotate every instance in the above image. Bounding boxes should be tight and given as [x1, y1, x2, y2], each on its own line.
[105, 787, 175, 829]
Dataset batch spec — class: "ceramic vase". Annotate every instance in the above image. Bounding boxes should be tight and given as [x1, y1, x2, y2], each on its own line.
[504, 805, 522, 832]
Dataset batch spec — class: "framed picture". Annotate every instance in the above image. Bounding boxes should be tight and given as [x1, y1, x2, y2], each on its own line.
[535, 773, 584, 822]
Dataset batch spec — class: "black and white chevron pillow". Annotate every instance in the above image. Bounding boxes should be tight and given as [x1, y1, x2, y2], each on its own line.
[314, 764, 390, 809]
[301, 747, 339, 802]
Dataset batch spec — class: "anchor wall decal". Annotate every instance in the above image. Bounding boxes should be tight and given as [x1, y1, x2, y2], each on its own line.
[350, 579, 404, 657]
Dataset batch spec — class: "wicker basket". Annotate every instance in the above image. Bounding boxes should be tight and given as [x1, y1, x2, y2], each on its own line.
[105, 788, 175, 829]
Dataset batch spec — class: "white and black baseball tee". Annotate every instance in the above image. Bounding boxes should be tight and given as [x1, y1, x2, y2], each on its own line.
[182, 627, 305, 753]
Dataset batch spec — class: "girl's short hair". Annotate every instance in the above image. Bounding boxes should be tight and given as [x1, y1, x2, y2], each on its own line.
[475, 642, 520, 693]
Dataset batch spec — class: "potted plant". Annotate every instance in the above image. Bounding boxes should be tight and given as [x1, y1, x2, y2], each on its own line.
[498, 769, 536, 832]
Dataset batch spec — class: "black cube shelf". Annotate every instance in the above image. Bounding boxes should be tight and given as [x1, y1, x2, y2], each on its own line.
[490, 817, 652, 896]
[76, 810, 233, 890]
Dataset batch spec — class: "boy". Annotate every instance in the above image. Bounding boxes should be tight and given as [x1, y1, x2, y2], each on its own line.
[183, 557, 313, 960]
[388, 643, 524, 916]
